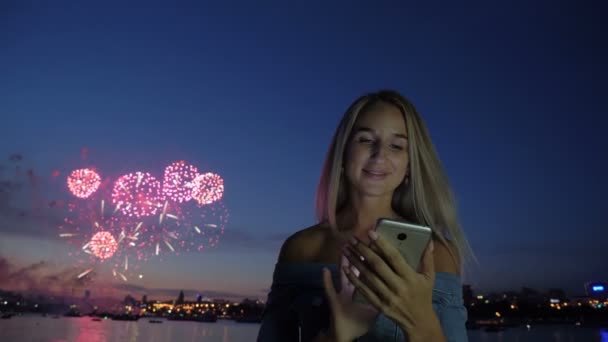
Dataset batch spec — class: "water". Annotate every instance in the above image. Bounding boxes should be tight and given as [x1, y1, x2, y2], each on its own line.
[467, 326, 608, 342]
[1, 315, 607, 341]
[0, 315, 260, 342]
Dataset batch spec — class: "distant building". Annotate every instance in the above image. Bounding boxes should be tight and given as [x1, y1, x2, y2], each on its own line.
[176, 291, 185, 305]
[462, 285, 474, 306]
[548, 288, 567, 302]
[585, 281, 608, 301]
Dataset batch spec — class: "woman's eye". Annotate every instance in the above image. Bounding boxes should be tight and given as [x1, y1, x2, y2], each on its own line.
[391, 144, 404, 150]
[358, 137, 373, 143]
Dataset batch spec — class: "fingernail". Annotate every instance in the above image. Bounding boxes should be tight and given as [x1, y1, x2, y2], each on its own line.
[368, 230, 378, 241]
[350, 237, 358, 245]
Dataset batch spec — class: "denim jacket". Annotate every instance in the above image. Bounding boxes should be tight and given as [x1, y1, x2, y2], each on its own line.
[257, 263, 468, 342]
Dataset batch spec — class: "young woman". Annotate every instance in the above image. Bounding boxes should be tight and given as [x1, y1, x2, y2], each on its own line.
[257, 90, 473, 341]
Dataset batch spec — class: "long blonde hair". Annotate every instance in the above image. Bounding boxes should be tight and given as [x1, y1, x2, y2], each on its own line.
[315, 90, 475, 266]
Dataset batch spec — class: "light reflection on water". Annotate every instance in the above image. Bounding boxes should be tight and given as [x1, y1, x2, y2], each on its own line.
[601, 328, 608, 342]
[0, 315, 260, 342]
[466, 325, 608, 342]
[1, 315, 607, 342]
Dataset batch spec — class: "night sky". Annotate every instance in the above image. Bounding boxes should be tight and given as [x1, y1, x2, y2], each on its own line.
[0, 1, 606, 300]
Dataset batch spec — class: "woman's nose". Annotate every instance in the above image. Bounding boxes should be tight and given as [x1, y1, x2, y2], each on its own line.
[371, 144, 388, 160]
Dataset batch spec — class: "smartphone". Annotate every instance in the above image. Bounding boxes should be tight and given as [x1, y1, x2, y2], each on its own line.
[352, 218, 433, 304]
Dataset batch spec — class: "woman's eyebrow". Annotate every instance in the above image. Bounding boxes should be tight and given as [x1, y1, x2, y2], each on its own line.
[353, 127, 408, 140]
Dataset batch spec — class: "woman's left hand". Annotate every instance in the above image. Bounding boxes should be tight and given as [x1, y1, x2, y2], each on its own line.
[343, 230, 445, 341]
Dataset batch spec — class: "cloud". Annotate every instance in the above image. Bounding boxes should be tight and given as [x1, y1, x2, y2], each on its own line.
[0, 164, 288, 254]
[473, 239, 605, 260]
[0, 256, 92, 294]
[216, 228, 287, 252]
[111, 282, 259, 300]
[0, 158, 65, 240]
[0, 255, 265, 301]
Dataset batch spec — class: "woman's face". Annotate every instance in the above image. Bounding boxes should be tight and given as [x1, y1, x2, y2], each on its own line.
[344, 103, 409, 198]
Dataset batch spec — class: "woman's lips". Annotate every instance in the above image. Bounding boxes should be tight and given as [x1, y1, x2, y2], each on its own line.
[363, 169, 389, 179]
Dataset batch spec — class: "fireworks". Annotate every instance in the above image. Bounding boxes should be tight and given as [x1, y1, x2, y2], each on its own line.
[87, 231, 118, 260]
[126, 200, 185, 261]
[163, 161, 199, 203]
[56, 155, 228, 282]
[112, 172, 162, 217]
[182, 200, 228, 251]
[191, 172, 224, 205]
[67, 168, 101, 198]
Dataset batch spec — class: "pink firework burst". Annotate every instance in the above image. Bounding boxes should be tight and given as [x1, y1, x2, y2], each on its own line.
[58, 198, 127, 247]
[112, 172, 162, 218]
[162, 161, 199, 203]
[67, 168, 101, 198]
[191, 172, 224, 205]
[129, 200, 185, 260]
[87, 231, 118, 260]
[181, 200, 229, 251]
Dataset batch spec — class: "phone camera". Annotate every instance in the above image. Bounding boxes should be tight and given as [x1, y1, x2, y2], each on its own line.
[397, 233, 407, 241]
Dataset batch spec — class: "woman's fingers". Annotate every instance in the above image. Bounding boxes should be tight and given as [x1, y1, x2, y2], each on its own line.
[419, 240, 435, 281]
[365, 231, 414, 279]
[344, 246, 392, 301]
[342, 266, 385, 313]
[349, 237, 404, 291]
[322, 267, 339, 309]
[340, 255, 355, 297]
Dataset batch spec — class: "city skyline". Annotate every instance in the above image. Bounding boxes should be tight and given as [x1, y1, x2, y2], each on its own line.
[1, 2, 607, 299]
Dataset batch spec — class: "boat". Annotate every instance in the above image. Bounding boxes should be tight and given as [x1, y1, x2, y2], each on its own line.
[91, 318, 102, 322]
[198, 312, 218, 323]
[148, 319, 163, 323]
[167, 311, 218, 323]
[111, 314, 139, 321]
[1, 313, 14, 319]
[64, 310, 81, 317]
[236, 316, 262, 323]
[484, 325, 506, 332]
[465, 321, 480, 330]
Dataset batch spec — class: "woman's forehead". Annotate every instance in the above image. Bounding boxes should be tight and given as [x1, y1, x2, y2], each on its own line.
[354, 104, 407, 134]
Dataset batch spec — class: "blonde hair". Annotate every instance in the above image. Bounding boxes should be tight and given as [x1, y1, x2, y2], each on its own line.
[315, 90, 475, 266]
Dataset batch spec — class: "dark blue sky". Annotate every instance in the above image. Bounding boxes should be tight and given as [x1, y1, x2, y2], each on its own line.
[0, 1, 606, 298]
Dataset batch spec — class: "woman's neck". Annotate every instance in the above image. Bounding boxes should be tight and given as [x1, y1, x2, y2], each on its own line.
[337, 195, 399, 239]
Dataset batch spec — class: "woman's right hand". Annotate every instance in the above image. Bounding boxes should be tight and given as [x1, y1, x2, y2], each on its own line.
[322, 255, 379, 342]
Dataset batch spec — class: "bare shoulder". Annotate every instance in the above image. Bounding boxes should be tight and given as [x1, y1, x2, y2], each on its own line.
[433, 238, 461, 275]
[277, 223, 331, 263]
